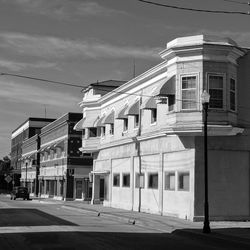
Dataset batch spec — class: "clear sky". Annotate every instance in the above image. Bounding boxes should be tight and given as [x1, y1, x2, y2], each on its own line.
[0, 0, 249, 157]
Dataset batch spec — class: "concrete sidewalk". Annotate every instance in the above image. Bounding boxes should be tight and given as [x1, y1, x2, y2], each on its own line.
[31, 197, 250, 234]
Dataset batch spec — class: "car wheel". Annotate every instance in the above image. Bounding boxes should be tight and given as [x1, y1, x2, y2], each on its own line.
[14, 196, 16, 200]
[10, 196, 13, 200]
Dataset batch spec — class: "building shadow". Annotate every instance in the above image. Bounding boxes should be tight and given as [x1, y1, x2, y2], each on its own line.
[0, 208, 76, 227]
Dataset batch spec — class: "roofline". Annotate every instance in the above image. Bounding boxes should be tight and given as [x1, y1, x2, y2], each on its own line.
[11, 117, 56, 134]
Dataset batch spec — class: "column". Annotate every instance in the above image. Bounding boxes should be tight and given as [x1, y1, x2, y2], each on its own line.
[91, 174, 100, 204]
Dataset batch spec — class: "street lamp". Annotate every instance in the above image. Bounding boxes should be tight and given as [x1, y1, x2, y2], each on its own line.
[201, 90, 211, 234]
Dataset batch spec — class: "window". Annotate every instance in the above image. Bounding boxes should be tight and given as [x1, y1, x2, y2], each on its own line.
[181, 76, 197, 110]
[148, 173, 158, 189]
[165, 172, 175, 190]
[230, 78, 236, 111]
[113, 173, 120, 187]
[110, 124, 114, 135]
[208, 75, 224, 109]
[123, 118, 128, 132]
[168, 95, 175, 111]
[101, 126, 106, 137]
[178, 172, 190, 191]
[89, 128, 97, 137]
[122, 173, 130, 187]
[151, 109, 157, 124]
[135, 173, 145, 188]
[134, 115, 139, 128]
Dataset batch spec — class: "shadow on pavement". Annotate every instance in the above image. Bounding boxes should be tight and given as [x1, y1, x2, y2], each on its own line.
[0, 208, 76, 227]
[1, 228, 250, 250]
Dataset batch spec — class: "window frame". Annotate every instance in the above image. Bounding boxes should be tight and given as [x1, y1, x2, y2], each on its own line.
[113, 173, 120, 187]
[148, 172, 158, 189]
[122, 173, 130, 187]
[178, 172, 190, 191]
[181, 75, 198, 110]
[151, 108, 157, 124]
[110, 124, 114, 135]
[134, 115, 139, 128]
[165, 172, 176, 191]
[207, 73, 225, 110]
[230, 77, 236, 112]
[123, 118, 128, 132]
[89, 127, 97, 138]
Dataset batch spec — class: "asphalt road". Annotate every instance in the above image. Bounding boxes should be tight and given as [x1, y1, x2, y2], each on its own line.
[1, 194, 250, 249]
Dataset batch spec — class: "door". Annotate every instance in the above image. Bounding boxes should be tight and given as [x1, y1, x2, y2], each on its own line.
[75, 180, 83, 199]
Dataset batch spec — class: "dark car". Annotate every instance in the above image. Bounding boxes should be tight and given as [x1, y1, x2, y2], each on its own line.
[10, 186, 30, 200]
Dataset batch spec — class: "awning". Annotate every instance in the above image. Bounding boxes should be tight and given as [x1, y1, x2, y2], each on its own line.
[103, 110, 115, 124]
[39, 145, 48, 152]
[153, 75, 176, 97]
[125, 99, 140, 116]
[94, 115, 106, 127]
[74, 117, 86, 131]
[53, 139, 65, 148]
[82, 115, 99, 128]
[22, 151, 36, 159]
[141, 97, 157, 110]
[116, 105, 128, 119]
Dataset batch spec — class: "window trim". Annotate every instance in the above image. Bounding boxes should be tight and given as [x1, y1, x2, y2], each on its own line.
[207, 73, 226, 110]
[181, 74, 198, 111]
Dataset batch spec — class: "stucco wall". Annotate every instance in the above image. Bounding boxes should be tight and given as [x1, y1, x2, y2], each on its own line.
[195, 135, 250, 220]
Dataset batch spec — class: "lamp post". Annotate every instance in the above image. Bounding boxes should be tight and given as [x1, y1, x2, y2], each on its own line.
[201, 90, 211, 234]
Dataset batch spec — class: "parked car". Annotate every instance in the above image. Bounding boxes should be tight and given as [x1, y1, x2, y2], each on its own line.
[10, 186, 30, 200]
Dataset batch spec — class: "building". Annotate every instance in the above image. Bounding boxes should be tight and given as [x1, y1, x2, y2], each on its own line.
[11, 118, 55, 187]
[73, 80, 127, 200]
[77, 34, 250, 221]
[20, 134, 40, 196]
[38, 112, 93, 200]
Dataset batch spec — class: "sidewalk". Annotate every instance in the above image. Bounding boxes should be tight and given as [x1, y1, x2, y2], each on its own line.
[31, 197, 250, 234]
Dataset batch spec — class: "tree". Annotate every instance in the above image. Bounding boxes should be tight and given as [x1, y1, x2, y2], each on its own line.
[0, 155, 11, 174]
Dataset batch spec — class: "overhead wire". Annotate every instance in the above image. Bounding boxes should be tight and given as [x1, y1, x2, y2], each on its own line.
[137, 0, 250, 15]
[0, 72, 84, 89]
[220, 0, 250, 6]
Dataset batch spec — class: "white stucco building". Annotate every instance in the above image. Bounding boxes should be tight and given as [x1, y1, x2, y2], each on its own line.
[76, 35, 250, 221]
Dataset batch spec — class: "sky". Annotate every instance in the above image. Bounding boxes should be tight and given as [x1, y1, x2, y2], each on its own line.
[0, 0, 250, 157]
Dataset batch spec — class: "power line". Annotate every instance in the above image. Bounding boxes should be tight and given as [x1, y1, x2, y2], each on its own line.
[138, 0, 250, 15]
[0, 72, 84, 89]
[220, 0, 250, 6]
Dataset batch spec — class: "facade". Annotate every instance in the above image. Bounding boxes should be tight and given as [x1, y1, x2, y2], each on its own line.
[78, 34, 250, 221]
[11, 118, 55, 187]
[20, 134, 40, 196]
[38, 112, 93, 200]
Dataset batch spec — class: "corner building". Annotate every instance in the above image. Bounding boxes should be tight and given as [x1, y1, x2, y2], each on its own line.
[78, 35, 250, 221]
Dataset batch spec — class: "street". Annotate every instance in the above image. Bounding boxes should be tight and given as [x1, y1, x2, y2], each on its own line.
[1, 194, 250, 250]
